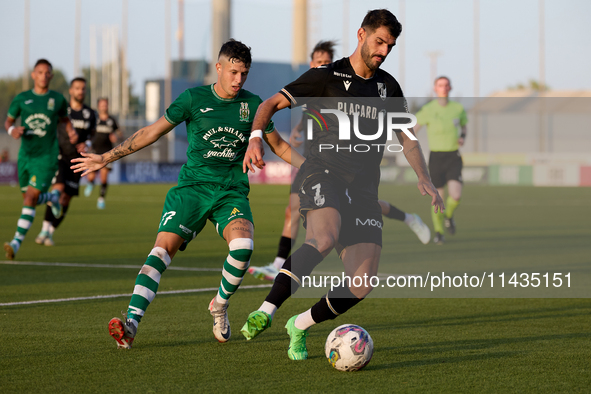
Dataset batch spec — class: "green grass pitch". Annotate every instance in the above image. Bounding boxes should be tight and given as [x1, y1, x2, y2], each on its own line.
[1, 183, 590, 392]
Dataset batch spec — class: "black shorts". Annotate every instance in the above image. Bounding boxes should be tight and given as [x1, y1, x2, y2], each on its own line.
[298, 161, 383, 248]
[290, 167, 305, 194]
[428, 150, 463, 189]
[55, 157, 81, 196]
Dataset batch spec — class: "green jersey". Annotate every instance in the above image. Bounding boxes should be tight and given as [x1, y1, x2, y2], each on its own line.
[164, 84, 274, 189]
[7, 90, 68, 158]
[415, 99, 468, 152]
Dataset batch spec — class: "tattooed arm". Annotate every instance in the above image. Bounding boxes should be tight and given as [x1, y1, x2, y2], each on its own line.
[396, 129, 445, 213]
[70, 116, 175, 176]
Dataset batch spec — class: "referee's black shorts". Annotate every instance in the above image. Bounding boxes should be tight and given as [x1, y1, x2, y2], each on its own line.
[428, 150, 463, 189]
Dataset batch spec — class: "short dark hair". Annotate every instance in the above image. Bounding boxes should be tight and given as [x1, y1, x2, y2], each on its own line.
[361, 9, 402, 38]
[97, 97, 108, 105]
[434, 76, 451, 85]
[311, 40, 336, 61]
[70, 77, 87, 87]
[218, 39, 252, 68]
[34, 58, 53, 70]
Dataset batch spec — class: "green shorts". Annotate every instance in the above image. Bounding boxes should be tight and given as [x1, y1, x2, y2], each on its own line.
[157, 183, 253, 240]
[18, 154, 59, 193]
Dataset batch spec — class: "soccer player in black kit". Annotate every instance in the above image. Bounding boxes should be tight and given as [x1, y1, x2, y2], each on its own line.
[84, 98, 120, 209]
[36, 77, 96, 246]
[241, 9, 444, 360]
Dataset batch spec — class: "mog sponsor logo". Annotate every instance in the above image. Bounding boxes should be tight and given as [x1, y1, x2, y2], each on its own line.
[355, 218, 382, 229]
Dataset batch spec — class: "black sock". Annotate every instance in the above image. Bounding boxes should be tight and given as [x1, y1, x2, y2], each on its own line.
[265, 243, 324, 308]
[311, 286, 363, 324]
[100, 183, 108, 198]
[51, 204, 69, 229]
[44, 204, 55, 222]
[384, 203, 406, 221]
[277, 236, 292, 259]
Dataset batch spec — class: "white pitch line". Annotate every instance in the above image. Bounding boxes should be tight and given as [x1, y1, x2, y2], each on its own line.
[0, 284, 272, 307]
[0, 261, 221, 272]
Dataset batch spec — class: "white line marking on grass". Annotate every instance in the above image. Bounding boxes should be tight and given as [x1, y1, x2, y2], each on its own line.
[0, 284, 272, 307]
[0, 261, 221, 272]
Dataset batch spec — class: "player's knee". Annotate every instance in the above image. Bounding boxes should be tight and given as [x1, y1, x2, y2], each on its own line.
[228, 238, 253, 268]
[148, 246, 172, 269]
[306, 234, 337, 256]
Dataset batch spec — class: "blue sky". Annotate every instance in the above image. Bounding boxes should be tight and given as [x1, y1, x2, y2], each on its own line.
[0, 0, 589, 98]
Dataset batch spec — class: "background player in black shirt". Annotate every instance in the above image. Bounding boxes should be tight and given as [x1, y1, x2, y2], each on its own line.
[84, 98, 121, 209]
[36, 77, 95, 246]
[248, 40, 432, 281]
[241, 9, 444, 361]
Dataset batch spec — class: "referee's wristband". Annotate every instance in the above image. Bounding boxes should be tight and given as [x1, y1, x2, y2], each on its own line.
[7, 126, 15, 136]
[460, 133, 466, 139]
[249, 129, 263, 140]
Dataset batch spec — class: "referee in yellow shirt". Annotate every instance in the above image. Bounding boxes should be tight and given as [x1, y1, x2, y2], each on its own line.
[415, 76, 467, 244]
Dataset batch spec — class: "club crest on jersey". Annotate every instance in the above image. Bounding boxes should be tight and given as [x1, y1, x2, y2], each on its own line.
[239, 102, 250, 122]
[210, 136, 238, 149]
[83, 109, 91, 119]
[377, 83, 387, 101]
[48, 98, 55, 110]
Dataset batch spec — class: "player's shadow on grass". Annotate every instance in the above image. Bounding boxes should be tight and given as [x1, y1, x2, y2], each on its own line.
[365, 304, 591, 330]
[365, 351, 519, 371]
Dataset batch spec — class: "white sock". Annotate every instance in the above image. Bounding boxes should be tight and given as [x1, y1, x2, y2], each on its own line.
[403, 213, 413, 225]
[259, 301, 277, 319]
[41, 220, 51, 232]
[48, 224, 56, 236]
[273, 257, 286, 270]
[294, 309, 316, 330]
[215, 293, 227, 305]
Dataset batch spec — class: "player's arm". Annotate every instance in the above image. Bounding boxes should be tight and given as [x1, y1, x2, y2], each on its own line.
[243, 93, 291, 173]
[59, 116, 78, 145]
[263, 129, 305, 169]
[71, 116, 175, 176]
[458, 125, 467, 146]
[5, 116, 24, 140]
[289, 116, 305, 148]
[396, 130, 445, 213]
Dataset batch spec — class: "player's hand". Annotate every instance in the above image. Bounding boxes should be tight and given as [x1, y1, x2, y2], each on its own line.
[75, 142, 88, 154]
[70, 152, 106, 177]
[289, 129, 303, 148]
[9, 126, 25, 140]
[417, 179, 445, 213]
[243, 137, 265, 173]
[458, 137, 465, 147]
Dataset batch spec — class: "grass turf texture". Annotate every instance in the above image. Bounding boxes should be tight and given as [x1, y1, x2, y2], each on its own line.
[1, 183, 590, 392]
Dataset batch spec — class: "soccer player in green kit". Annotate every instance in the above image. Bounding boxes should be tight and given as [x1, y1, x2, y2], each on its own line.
[4, 59, 77, 260]
[415, 76, 467, 244]
[71, 40, 304, 348]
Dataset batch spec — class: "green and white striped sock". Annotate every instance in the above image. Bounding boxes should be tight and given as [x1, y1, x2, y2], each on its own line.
[216, 238, 253, 305]
[11, 206, 36, 253]
[127, 247, 171, 324]
[37, 190, 59, 205]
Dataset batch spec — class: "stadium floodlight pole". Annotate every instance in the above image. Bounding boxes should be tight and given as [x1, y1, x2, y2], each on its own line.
[111, 26, 120, 116]
[539, 0, 546, 152]
[342, 0, 348, 56]
[90, 25, 97, 109]
[165, 0, 173, 162]
[121, 0, 129, 118]
[473, 0, 480, 152]
[102, 26, 110, 101]
[292, 0, 307, 66]
[178, 0, 184, 60]
[23, 0, 30, 91]
[74, 0, 81, 77]
[426, 51, 442, 97]
[399, 0, 405, 90]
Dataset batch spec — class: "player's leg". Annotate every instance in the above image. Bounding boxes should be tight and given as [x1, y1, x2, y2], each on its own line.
[109, 185, 207, 349]
[443, 153, 463, 235]
[109, 231, 185, 349]
[241, 207, 340, 340]
[249, 193, 300, 281]
[285, 243, 380, 360]
[37, 183, 65, 246]
[429, 152, 447, 244]
[379, 199, 430, 244]
[6, 160, 59, 259]
[208, 218, 254, 342]
[97, 166, 110, 209]
[40, 173, 77, 246]
[84, 171, 95, 197]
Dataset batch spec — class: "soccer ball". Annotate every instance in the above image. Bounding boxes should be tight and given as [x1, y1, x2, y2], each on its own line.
[325, 324, 373, 371]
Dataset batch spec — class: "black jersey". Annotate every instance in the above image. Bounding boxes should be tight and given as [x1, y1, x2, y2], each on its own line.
[59, 104, 96, 161]
[93, 115, 119, 154]
[280, 57, 407, 185]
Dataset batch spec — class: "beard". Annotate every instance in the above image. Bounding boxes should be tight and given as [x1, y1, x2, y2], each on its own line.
[361, 41, 384, 71]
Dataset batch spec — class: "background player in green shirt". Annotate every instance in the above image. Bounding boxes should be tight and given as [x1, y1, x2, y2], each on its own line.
[4, 59, 77, 260]
[72, 40, 304, 349]
[415, 76, 468, 244]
